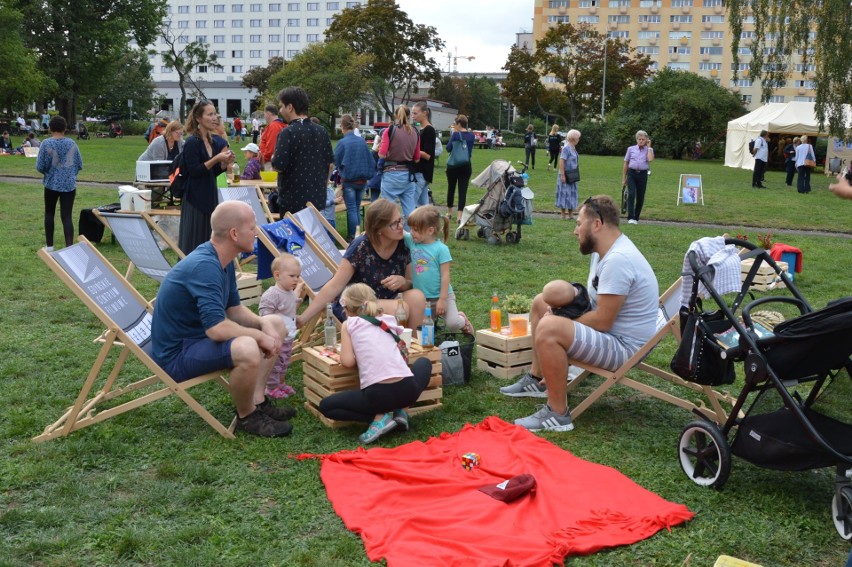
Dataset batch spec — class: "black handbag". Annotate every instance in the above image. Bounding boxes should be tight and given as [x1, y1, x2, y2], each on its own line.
[564, 167, 580, 184]
[670, 306, 736, 386]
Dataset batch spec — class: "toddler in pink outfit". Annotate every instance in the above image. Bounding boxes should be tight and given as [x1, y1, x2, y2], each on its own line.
[259, 254, 304, 398]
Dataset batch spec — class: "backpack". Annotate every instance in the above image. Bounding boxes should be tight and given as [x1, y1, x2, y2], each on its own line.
[168, 150, 187, 199]
[748, 138, 756, 155]
[498, 184, 526, 222]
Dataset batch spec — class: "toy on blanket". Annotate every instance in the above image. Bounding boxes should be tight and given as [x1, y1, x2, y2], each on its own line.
[461, 452, 481, 470]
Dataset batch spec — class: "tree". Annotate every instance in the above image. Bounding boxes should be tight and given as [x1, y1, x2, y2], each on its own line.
[12, 0, 166, 126]
[501, 45, 550, 118]
[268, 41, 370, 131]
[429, 76, 468, 113]
[534, 23, 652, 125]
[242, 57, 286, 104]
[608, 68, 745, 159]
[463, 76, 501, 130]
[728, 0, 852, 140]
[155, 19, 223, 121]
[0, 4, 54, 118]
[80, 47, 157, 121]
[325, 0, 444, 117]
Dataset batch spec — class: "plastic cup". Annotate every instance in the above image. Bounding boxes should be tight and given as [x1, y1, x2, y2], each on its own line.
[401, 328, 412, 349]
[510, 316, 528, 337]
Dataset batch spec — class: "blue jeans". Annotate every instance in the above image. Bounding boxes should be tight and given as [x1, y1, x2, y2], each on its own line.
[342, 181, 365, 238]
[380, 170, 417, 228]
[414, 173, 431, 207]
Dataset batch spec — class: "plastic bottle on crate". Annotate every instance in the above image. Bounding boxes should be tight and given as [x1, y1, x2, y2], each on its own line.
[324, 303, 336, 349]
[421, 307, 435, 348]
[490, 291, 502, 333]
[395, 294, 408, 328]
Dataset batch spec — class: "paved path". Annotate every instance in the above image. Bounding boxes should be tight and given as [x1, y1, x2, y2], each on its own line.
[3, 175, 849, 239]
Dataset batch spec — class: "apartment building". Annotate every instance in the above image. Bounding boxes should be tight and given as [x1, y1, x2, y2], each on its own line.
[142, 0, 363, 118]
[532, 0, 817, 110]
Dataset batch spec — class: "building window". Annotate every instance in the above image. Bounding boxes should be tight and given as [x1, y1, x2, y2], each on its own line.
[670, 15, 692, 23]
[269, 34, 281, 42]
[701, 15, 724, 23]
[232, 65, 243, 73]
[269, 18, 281, 26]
[214, 50, 225, 57]
[768, 95, 785, 103]
[794, 79, 815, 89]
[700, 46, 723, 55]
[177, 20, 189, 28]
[608, 0, 630, 6]
[608, 31, 629, 38]
[287, 49, 300, 58]
[346, 1, 360, 7]
[793, 96, 816, 102]
[578, 0, 599, 6]
[638, 15, 661, 23]
[741, 95, 753, 104]
[637, 46, 659, 54]
[648, 61, 659, 70]
[737, 47, 751, 55]
[250, 34, 261, 42]
[232, 50, 244, 57]
[161, 65, 173, 73]
[671, 0, 693, 6]
[307, 2, 320, 9]
[214, 20, 225, 28]
[608, 15, 629, 23]
[269, 49, 281, 57]
[548, 15, 570, 23]
[196, 20, 207, 28]
[250, 19, 262, 27]
[307, 18, 319, 26]
[733, 79, 753, 87]
[198, 64, 208, 73]
[196, 35, 207, 43]
[232, 19, 243, 27]
[703, 0, 723, 6]
[669, 46, 691, 54]
[701, 31, 724, 39]
[196, 5, 207, 12]
[637, 31, 660, 39]
[667, 62, 691, 70]
[178, 5, 189, 13]
[287, 34, 300, 42]
[251, 3, 262, 11]
[288, 18, 300, 26]
[548, 0, 569, 7]
[214, 5, 225, 13]
[214, 66, 224, 73]
[250, 49, 261, 57]
[698, 62, 721, 70]
[178, 35, 189, 44]
[669, 31, 692, 40]
[578, 15, 599, 23]
[213, 35, 225, 43]
[795, 63, 816, 73]
[327, 2, 339, 8]
[307, 33, 320, 42]
[288, 2, 300, 9]
[326, 17, 334, 25]
[232, 4, 244, 12]
[269, 3, 282, 11]
[639, 0, 661, 6]
[232, 35, 243, 43]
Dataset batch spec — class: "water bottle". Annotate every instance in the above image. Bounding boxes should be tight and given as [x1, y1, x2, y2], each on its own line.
[421, 307, 434, 348]
[232, 161, 241, 183]
[490, 291, 502, 333]
[324, 303, 336, 349]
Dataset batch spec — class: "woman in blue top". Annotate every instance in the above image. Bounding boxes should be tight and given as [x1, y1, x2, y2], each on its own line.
[178, 101, 234, 254]
[334, 113, 376, 239]
[555, 129, 582, 220]
[36, 116, 83, 250]
[445, 115, 476, 223]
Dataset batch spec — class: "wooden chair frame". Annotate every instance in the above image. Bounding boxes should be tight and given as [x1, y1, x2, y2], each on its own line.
[34, 237, 235, 442]
[565, 279, 737, 424]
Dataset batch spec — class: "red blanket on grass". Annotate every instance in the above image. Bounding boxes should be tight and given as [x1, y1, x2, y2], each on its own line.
[295, 416, 693, 567]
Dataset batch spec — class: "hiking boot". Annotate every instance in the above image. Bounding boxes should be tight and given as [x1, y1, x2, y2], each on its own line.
[236, 410, 293, 437]
[500, 372, 547, 398]
[258, 396, 297, 422]
[514, 404, 575, 433]
[359, 413, 397, 444]
[393, 409, 410, 431]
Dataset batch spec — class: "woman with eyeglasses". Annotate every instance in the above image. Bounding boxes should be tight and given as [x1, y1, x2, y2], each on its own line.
[296, 198, 426, 330]
[177, 101, 235, 254]
[137, 120, 185, 163]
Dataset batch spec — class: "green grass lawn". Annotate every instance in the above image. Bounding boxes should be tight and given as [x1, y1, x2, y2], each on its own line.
[1, 137, 851, 566]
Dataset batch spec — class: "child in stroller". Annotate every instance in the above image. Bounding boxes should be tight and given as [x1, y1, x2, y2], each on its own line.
[455, 160, 533, 245]
[77, 122, 89, 140]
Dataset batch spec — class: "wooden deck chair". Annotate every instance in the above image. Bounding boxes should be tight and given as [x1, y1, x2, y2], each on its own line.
[289, 202, 348, 266]
[565, 278, 737, 424]
[217, 185, 274, 270]
[255, 218, 336, 361]
[34, 237, 236, 442]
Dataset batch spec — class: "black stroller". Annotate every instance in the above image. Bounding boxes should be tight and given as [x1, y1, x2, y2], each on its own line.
[674, 238, 852, 539]
[77, 122, 89, 140]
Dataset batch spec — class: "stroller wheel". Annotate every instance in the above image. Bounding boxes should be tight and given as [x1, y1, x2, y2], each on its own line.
[486, 234, 501, 246]
[477, 228, 486, 239]
[455, 227, 465, 240]
[832, 486, 852, 540]
[678, 420, 731, 489]
[462, 229, 470, 240]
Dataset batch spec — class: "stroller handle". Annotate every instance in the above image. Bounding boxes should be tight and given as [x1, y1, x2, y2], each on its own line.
[687, 237, 755, 273]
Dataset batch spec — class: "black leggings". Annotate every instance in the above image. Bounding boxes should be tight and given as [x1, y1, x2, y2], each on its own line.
[446, 164, 472, 211]
[548, 149, 560, 168]
[318, 358, 432, 423]
[44, 188, 76, 247]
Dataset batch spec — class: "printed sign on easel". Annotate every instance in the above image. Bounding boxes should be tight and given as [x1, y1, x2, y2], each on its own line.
[677, 174, 703, 206]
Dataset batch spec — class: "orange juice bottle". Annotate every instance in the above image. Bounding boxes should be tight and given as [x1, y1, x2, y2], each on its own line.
[490, 291, 501, 332]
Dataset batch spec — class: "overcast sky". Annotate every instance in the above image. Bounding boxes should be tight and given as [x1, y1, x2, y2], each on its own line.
[394, 0, 534, 75]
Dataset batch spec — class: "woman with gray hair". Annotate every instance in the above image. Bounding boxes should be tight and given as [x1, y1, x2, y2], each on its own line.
[621, 130, 654, 224]
[555, 129, 581, 220]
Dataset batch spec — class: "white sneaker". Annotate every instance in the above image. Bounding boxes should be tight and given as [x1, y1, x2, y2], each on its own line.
[628, 219, 638, 225]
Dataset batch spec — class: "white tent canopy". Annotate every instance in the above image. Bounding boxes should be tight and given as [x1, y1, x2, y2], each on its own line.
[725, 102, 829, 170]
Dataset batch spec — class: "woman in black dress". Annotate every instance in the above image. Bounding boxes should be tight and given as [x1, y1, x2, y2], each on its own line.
[178, 102, 234, 254]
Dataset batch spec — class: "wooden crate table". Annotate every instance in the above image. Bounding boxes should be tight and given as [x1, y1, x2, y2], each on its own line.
[475, 327, 533, 380]
[302, 341, 443, 428]
[741, 258, 788, 291]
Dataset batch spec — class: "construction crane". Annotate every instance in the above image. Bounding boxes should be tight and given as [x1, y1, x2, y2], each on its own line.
[446, 48, 475, 74]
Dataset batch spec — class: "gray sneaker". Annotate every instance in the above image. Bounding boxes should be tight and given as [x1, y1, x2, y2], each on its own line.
[500, 372, 547, 398]
[514, 404, 575, 432]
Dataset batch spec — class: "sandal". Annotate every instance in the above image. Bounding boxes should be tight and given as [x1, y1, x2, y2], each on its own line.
[359, 413, 397, 444]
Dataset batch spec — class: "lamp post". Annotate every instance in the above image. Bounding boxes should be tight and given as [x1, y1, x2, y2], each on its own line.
[601, 36, 608, 120]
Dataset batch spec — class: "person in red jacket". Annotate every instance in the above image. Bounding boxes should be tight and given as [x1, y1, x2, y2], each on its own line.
[233, 116, 242, 142]
[259, 104, 286, 169]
